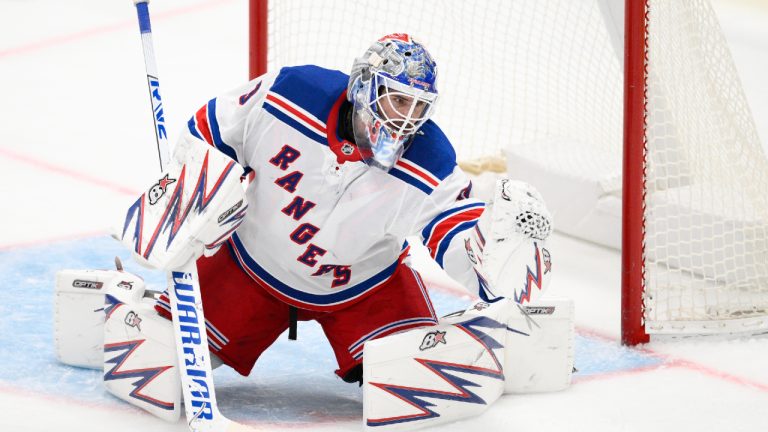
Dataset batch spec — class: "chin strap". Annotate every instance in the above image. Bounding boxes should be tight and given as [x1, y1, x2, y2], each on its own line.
[338, 100, 356, 142]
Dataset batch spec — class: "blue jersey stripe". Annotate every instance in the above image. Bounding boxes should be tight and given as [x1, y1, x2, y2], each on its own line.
[421, 202, 484, 241]
[264, 103, 327, 146]
[388, 168, 434, 195]
[434, 220, 479, 266]
[206, 98, 239, 162]
[187, 118, 203, 140]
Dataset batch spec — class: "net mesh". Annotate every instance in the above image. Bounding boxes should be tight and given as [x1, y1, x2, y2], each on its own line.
[643, 0, 768, 333]
[266, 1, 624, 167]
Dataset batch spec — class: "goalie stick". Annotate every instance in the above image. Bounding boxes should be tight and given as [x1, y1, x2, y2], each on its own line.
[132, 2, 257, 431]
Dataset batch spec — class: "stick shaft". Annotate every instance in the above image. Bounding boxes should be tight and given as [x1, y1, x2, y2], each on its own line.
[135, 0, 170, 171]
[168, 261, 232, 431]
[131, 2, 241, 431]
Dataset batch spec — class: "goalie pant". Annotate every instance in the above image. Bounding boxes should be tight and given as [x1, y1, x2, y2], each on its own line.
[154, 243, 439, 381]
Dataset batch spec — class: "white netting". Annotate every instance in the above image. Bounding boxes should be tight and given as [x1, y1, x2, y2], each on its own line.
[262, 0, 768, 335]
[266, 0, 623, 168]
[643, 0, 768, 333]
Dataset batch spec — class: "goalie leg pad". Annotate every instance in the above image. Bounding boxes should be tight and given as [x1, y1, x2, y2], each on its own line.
[361, 298, 573, 429]
[103, 282, 181, 422]
[362, 300, 512, 430]
[504, 297, 575, 393]
[54, 268, 146, 369]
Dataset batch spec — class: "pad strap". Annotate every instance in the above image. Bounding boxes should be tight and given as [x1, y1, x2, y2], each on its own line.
[288, 306, 298, 340]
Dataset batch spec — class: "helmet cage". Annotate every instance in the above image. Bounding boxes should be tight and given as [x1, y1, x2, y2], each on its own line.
[351, 72, 438, 171]
[369, 72, 438, 137]
[347, 34, 439, 171]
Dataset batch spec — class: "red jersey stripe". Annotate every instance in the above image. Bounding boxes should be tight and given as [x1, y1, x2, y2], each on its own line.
[194, 105, 214, 145]
[266, 93, 327, 135]
[426, 207, 484, 258]
[396, 159, 440, 187]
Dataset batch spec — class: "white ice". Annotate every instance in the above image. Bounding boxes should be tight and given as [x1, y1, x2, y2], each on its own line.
[1, 0, 767, 431]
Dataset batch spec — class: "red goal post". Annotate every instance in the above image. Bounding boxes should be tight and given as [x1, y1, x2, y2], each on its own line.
[248, 0, 267, 80]
[248, 0, 768, 345]
[622, 0, 650, 345]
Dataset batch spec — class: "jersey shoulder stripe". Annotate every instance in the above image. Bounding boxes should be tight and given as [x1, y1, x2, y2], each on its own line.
[389, 120, 457, 194]
[187, 98, 238, 162]
[266, 65, 348, 138]
[422, 201, 485, 265]
[263, 91, 327, 145]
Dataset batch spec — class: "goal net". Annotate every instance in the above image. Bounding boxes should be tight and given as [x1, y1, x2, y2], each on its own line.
[640, 1, 768, 336]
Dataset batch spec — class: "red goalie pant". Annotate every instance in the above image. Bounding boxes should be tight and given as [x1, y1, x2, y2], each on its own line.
[155, 246, 438, 379]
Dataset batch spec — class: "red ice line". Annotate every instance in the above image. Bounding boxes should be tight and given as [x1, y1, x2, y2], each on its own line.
[0, 146, 133, 251]
[0, 229, 107, 252]
[573, 326, 768, 392]
[0, 0, 234, 60]
[0, 147, 139, 197]
[0, 0, 238, 251]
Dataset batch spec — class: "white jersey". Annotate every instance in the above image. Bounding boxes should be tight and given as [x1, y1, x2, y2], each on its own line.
[185, 65, 484, 311]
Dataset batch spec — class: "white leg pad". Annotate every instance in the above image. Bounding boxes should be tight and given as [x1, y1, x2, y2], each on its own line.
[103, 286, 181, 422]
[54, 269, 145, 369]
[504, 297, 575, 393]
[55, 267, 185, 421]
[363, 300, 512, 430]
[362, 298, 574, 429]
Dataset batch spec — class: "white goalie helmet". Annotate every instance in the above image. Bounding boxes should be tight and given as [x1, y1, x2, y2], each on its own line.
[347, 33, 439, 171]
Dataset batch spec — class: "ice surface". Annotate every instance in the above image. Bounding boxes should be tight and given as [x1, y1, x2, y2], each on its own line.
[1, 0, 767, 431]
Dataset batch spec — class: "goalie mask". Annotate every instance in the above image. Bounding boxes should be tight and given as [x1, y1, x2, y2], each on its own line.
[347, 34, 438, 171]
